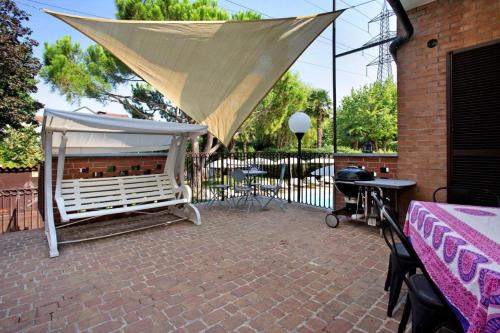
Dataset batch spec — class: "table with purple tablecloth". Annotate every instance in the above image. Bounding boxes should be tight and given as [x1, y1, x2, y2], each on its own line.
[404, 201, 500, 333]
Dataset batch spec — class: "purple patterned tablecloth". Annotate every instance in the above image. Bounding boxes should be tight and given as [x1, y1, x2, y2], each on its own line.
[404, 201, 500, 333]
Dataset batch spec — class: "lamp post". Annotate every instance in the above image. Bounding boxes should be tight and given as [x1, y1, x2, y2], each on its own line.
[288, 112, 311, 203]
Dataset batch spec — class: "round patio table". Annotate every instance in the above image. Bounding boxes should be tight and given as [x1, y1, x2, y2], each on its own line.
[241, 169, 268, 206]
[242, 169, 267, 186]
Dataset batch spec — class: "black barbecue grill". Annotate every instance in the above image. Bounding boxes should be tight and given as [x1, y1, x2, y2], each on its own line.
[325, 166, 375, 228]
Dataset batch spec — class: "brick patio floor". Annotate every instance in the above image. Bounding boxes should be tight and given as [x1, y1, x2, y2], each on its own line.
[0, 204, 406, 333]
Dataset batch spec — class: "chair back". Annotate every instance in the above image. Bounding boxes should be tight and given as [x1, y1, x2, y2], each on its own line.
[371, 191, 419, 269]
[372, 191, 450, 304]
[232, 169, 246, 183]
[248, 164, 258, 171]
[433, 186, 500, 207]
[277, 164, 287, 188]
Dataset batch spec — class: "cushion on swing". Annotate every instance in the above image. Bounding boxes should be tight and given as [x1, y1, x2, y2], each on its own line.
[57, 174, 186, 221]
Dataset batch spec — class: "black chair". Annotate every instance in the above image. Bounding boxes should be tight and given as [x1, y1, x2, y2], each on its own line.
[371, 191, 418, 317]
[374, 192, 462, 333]
[433, 186, 500, 207]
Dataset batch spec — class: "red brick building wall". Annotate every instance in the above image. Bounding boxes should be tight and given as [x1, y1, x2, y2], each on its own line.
[396, 0, 500, 209]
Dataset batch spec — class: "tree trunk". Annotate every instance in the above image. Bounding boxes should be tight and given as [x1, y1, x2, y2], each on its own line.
[190, 137, 201, 196]
[316, 113, 323, 148]
[189, 132, 221, 199]
[227, 139, 236, 153]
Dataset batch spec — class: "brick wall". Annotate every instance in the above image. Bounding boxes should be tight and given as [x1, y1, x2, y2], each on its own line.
[397, 0, 500, 210]
[333, 154, 398, 210]
[52, 155, 167, 180]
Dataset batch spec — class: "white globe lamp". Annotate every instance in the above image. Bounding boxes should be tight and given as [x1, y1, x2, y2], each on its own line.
[288, 112, 311, 136]
[288, 112, 311, 203]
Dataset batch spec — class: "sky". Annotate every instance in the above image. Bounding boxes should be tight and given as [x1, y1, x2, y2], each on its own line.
[14, 0, 396, 116]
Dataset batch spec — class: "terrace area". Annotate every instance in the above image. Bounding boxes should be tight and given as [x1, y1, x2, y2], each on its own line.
[0, 204, 404, 333]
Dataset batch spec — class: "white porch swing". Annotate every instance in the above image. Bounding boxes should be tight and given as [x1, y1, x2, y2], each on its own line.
[42, 109, 207, 257]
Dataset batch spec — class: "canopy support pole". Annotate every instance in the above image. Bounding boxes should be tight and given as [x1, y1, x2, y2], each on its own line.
[165, 136, 179, 191]
[175, 137, 187, 188]
[165, 135, 200, 225]
[332, 0, 337, 214]
[332, 0, 337, 154]
[44, 132, 59, 257]
[55, 134, 69, 222]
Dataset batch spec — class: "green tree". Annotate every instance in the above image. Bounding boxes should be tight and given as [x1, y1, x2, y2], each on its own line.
[337, 79, 397, 151]
[305, 88, 332, 148]
[0, 0, 42, 134]
[236, 72, 310, 151]
[0, 125, 43, 168]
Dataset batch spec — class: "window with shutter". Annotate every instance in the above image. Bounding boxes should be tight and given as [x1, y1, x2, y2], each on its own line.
[448, 41, 500, 206]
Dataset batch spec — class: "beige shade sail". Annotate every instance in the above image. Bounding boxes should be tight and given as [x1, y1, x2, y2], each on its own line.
[45, 10, 342, 145]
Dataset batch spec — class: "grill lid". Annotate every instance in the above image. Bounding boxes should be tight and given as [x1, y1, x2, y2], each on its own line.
[336, 166, 374, 181]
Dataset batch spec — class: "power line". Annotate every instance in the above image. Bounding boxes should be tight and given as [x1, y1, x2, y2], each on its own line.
[17, 0, 362, 77]
[19, 0, 105, 18]
[297, 60, 369, 77]
[223, 0, 272, 18]
[15, 0, 40, 11]
[220, 0, 365, 51]
[303, 0, 376, 11]
[300, 0, 373, 34]
[337, 0, 372, 19]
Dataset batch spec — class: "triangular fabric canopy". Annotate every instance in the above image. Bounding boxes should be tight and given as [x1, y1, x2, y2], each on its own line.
[46, 10, 342, 145]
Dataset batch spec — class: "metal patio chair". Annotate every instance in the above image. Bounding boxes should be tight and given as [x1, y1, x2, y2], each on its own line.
[205, 182, 232, 208]
[259, 164, 287, 210]
[373, 192, 461, 333]
[232, 169, 257, 211]
[372, 191, 418, 317]
[433, 186, 500, 207]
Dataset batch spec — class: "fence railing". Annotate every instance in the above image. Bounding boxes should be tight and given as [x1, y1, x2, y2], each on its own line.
[186, 152, 336, 209]
[0, 188, 43, 233]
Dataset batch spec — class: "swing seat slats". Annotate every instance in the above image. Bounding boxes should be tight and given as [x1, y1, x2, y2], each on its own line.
[56, 174, 187, 221]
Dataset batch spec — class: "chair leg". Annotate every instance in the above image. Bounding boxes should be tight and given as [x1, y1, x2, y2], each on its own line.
[398, 294, 411, 333]
[224, 195, 234, 208]
[278, 198, 286, 211]
[384, 256, 392, 292]
[388, 255, 404, 317]
[246, 193, 252, 212]
[261, 192, 276, 209]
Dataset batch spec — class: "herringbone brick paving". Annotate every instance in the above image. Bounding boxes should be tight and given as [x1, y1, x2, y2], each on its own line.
[0, 204, 404, 332]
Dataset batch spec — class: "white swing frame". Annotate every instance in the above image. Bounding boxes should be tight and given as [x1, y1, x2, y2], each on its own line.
[44, 128, 202, 258]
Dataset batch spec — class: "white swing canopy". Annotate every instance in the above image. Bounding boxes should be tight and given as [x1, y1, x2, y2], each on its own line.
[42, 109, 207, 257]
[43, 109, 207, 155]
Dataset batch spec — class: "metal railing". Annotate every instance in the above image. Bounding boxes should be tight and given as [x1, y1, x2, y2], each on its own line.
[0, 188, 43, 233]
[186, 152, 336, 209]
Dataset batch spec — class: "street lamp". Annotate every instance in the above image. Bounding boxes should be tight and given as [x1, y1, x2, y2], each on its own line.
[288, 112, 311, 203]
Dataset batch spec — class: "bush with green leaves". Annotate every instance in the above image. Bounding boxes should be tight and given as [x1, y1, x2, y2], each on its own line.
[0, 125, 43, 168]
